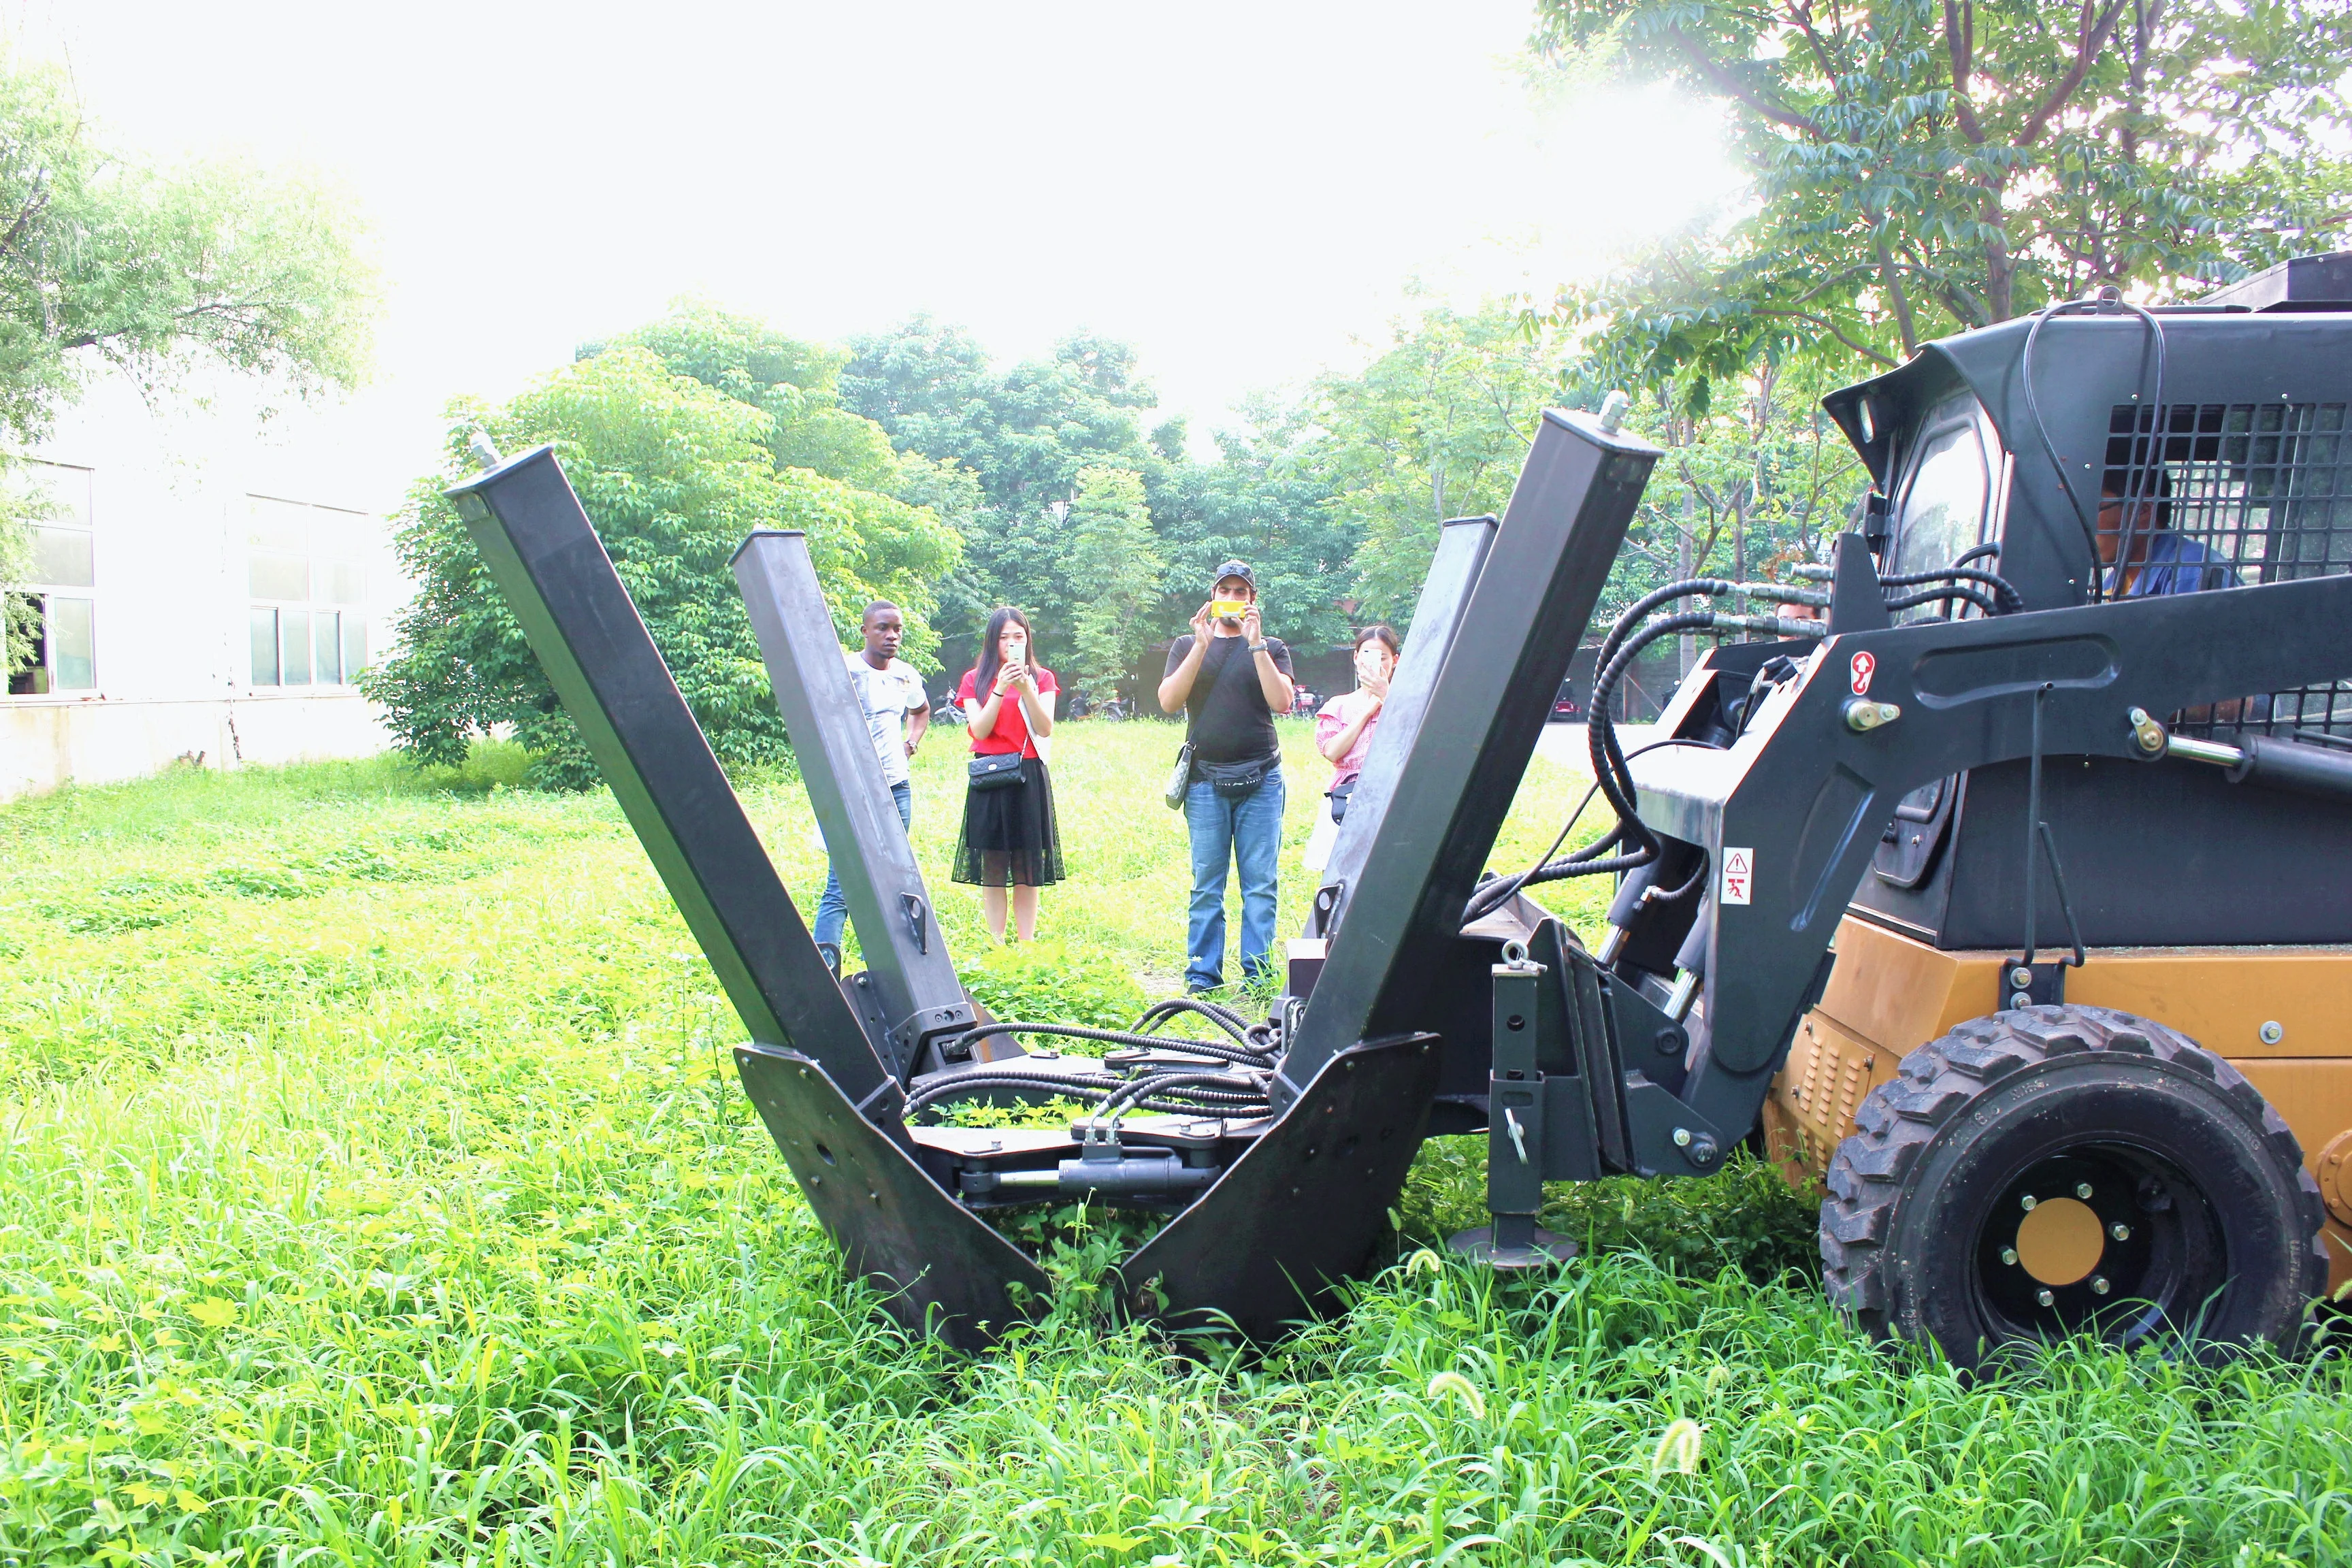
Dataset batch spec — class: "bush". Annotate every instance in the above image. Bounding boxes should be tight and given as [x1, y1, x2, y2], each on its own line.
[956, 939, 1146, 1035]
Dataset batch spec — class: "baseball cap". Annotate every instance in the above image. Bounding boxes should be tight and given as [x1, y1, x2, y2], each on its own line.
[1212, 559, 1255, 587]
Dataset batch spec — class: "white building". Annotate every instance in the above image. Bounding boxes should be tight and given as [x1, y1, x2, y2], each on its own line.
[1, 374, 412, 801]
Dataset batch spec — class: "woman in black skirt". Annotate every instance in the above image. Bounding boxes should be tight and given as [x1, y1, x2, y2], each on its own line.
[953, 606, 1064, 940]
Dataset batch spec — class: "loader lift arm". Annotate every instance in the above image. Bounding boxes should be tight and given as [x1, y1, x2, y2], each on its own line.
[1615, 570, 2352, 1156]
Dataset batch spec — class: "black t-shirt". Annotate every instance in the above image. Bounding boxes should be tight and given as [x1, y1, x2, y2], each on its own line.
[1166, 633, 1293, 765]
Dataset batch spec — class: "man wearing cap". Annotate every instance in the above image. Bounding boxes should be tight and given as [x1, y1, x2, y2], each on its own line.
[1158, 560, 1295, 993]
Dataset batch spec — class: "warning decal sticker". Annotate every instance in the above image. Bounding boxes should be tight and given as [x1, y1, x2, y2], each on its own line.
[1722, 847, 1754, 906]
[1848, 650, 1876, 695]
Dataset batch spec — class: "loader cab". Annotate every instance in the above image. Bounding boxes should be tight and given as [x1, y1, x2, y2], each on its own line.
[1818, 272, 2352, 951]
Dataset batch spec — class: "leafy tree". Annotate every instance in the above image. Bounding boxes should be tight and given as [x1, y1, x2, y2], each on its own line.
[0, 52, 377, 675]
[1535, 0, 2352, 391]
[1063, 465, 1164, 696]
[1307, 303, 1568, 622]
[591, 302, 959, 670]
[1602, 361, 1866, 673]
[841, 318, 1168, 652]
[365, 344, 960, 788]
[593, 301, 900, 491]
[1152, 400, 1353, 655]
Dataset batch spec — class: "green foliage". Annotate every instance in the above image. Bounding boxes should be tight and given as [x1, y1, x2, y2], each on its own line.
[1307, 302, 1569, 623]
[366, 310, 961, 788]
[1064, 466, 1164, 693]
[843, 318, 1168, 653]
[1598, 359, 1869, 630]
[956, 939, 1148, 1035]
[1535, 0, 2352, 394]
[2, 732, 2348, 1562]
[1152, 399, 1358, 656]
[595, 299, 901, 492]
[0, 466, 46, 677]
[0, 52, 376, 441]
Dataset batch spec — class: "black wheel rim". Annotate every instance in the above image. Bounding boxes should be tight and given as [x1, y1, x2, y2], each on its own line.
[1969, 1141, 2227, 1348]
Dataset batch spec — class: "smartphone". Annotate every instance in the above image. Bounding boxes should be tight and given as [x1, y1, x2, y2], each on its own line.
[1211, 598, 1248, 620]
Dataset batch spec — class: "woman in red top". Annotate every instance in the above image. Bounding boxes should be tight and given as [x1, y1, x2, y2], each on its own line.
[954, 606, 1064, 941]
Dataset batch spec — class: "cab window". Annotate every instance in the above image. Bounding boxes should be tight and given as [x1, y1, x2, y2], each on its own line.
[1891, 395, 1995, 591]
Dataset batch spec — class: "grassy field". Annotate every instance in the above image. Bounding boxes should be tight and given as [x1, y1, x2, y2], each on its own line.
[0, 721, 2347, 1566]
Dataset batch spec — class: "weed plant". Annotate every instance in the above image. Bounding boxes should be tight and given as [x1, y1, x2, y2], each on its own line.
[0, 725, 2345, 1564]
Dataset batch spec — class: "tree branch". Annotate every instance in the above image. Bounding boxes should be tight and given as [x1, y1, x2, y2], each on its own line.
[1942, 0, 1986, 144]
[2017, 0, 2132, 146]
[1667, 28, 1825, 137]
[1747, 306, 1901, 368]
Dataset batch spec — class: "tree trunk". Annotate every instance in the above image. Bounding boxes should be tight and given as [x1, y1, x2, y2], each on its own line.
[1678, 491, 1697, 679]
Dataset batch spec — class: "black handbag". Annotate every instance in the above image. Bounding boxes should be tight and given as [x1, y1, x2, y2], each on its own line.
[1326, 776, 1358, 823]
[968, 753, 1025, 791]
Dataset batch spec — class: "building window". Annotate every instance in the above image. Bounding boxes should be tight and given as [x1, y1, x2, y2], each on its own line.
[5, 461, 97, 696]
[248, 496, 369, 688]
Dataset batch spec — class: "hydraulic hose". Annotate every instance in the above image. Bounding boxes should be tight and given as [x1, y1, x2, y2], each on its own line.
[1882, 583, 2005, 617]
[1876, 566, 2023, 614]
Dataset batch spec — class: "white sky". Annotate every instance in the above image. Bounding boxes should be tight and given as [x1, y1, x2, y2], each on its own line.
[11, 0, 1738, 506]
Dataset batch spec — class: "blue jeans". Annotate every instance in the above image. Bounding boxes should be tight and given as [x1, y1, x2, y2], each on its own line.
[813, 780, 913, 952]
[1182, 767, 1284, 992]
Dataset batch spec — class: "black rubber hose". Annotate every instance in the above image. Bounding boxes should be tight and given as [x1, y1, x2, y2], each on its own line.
[945, 1022, 1271, 1068]
[1131, 997, 1258, 1045]
[904, 1071, 1128, 1115]
[1585, 581, 1735, 787]
[1883, 583, 2003, 617]
[1590, 610, 1723, 839]
[1876, 566, 2023, 613]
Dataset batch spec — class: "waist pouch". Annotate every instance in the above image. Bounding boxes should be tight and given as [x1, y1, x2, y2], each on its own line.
[1196, 757, 1271, 800]
[968, 753, 1026, 791]
[1326, 776, 1359, 823]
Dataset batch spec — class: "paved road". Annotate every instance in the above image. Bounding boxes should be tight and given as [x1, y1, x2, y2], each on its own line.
[1534, 721, 1650, 772]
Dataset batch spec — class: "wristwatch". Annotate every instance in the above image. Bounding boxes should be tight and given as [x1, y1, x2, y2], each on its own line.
[1248, 640, 1270, 653]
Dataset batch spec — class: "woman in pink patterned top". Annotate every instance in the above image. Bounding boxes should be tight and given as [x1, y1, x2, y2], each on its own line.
[1303, 625, 1399, 871]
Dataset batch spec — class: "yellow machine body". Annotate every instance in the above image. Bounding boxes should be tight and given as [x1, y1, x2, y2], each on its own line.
[1766, 915, 2352, 1296]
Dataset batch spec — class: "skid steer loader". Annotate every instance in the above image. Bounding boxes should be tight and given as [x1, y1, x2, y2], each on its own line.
[450, 252, 2352, 1367]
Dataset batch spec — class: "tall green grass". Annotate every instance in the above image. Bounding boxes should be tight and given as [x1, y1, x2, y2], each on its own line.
[0, 725, 2344, 1565]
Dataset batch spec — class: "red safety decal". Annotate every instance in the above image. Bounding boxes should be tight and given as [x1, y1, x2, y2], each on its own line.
[1721, 847, 1753, 906]
[1848, 650, 1876, 696]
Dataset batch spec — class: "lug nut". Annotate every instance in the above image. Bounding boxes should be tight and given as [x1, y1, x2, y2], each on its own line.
[2075, 1182, 2093, 1200]
[2091, 1276, 2110, 1295]
[2036, 1288, 2055, 1307]
[2008, 992, 2031, 1009]
[2010, 966, 2034, 988]
[2001, 1247, 2019, 1266]
[2021, 1194, 2038, 1211]
[2109, 1223, 2130, 1241]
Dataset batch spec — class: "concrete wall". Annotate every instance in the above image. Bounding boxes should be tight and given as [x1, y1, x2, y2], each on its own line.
[0, 693, 392, 800]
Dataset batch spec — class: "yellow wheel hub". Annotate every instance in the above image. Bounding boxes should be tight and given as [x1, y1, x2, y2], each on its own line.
[2014, 1196, 2104, 1286]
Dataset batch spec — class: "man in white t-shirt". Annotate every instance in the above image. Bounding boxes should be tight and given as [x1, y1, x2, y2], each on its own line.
[813, 601, 931, 955]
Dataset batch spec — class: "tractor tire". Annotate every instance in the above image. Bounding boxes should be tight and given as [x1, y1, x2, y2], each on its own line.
[1820, 1004, 2325, 1370]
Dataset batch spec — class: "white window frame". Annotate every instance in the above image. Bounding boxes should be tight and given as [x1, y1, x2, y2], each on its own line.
[246, 495, 370, 691]
[5, 461, 98, 698]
